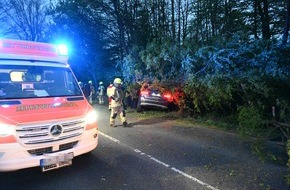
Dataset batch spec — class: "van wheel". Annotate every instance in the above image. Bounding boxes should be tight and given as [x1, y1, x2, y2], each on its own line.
[136, 99, 142, 112]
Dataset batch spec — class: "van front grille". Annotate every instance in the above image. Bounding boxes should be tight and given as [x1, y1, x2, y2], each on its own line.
[16, 119, 85, 145]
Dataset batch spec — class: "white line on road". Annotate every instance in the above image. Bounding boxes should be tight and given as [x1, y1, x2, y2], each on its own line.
[99, 131, 220, 190]
[99, 131, 120, 143]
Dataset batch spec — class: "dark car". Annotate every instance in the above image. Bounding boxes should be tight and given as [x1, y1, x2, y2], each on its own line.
[136, 82, 173, 112]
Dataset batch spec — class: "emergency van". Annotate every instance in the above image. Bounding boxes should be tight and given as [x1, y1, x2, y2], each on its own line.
[0, 39, 98, 172]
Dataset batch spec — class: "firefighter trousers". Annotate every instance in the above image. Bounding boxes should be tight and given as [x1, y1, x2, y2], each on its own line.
[110, 106, 127, 126]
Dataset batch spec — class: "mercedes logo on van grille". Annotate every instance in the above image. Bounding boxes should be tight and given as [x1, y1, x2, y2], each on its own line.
[50, 124, 63, 137]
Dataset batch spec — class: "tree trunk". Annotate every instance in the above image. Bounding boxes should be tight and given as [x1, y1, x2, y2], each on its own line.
[282, 0, 290, 45]
[257, 0, 271, 39]
[182, 0, 189, 42]
[111, 0, 127, 58]
[171, 0, 176, 42]
[177, 0, 181, 44]
[253, 0, 259, 39]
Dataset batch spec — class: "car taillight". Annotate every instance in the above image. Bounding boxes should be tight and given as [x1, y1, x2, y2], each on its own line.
[140, 91, 149, 95]
[163, 93, 173, 101]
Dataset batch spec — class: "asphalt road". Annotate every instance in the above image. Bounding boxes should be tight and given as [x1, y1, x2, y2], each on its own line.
[0, 104, 289, 190]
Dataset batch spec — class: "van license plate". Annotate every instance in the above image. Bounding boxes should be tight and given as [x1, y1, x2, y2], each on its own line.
[40, 152, 73, 172]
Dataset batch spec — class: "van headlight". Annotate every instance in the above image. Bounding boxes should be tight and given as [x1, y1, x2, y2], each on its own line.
[85, 110, 97, 125]
[0, 124, 14, 137]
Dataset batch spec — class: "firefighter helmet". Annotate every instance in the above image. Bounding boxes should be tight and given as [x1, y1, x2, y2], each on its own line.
[113, 78, 122, 84]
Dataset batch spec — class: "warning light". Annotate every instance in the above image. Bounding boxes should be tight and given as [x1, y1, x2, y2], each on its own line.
[57, 44, 68, 56]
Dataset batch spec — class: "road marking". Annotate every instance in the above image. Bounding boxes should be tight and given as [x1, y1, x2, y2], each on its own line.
[146, 153, 170, 167]
[171, 167, 219, 190]
[99, 131, 120, 143]
[99, 131, 220, 190]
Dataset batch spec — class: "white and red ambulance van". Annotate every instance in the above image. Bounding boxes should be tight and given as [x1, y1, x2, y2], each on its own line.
[0, 39, 98, 172]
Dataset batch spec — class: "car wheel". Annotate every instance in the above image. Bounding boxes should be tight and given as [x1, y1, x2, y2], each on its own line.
[136, 99, 142, 112]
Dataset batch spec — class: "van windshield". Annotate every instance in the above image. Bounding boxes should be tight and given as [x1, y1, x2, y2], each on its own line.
[0, 65, 82, 99]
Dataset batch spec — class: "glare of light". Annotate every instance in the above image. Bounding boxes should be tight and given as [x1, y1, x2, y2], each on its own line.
[57, 44, 68, 55]
[53, 102, 61, 107]
[85, 110, 97, 124]
[0, 124, 13, 137]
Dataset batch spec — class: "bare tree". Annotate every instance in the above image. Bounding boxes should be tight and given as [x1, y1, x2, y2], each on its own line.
[0, 0, 51, 41]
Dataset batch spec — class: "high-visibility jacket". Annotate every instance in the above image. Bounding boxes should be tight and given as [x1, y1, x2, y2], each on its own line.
[98, 85, 105, 96]
[107, 84, 114, 107]
[110, 86, 123, 108]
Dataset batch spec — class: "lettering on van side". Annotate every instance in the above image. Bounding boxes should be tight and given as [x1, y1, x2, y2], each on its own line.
[3, 41, 55, 52]
[16, 102, 78, 112]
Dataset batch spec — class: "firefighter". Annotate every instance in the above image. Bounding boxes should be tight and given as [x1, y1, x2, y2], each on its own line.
[106, 83, 114, 110]
[109, 78, 128, 127]
[98, 81, 105, 104]
[83, 82, 91, 102]
[88, 80, 94, 104]
[78, 81, 84, 92]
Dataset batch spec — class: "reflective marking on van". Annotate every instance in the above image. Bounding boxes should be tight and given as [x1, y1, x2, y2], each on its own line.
[0, 39, 58, 56]
[0, 101, 22, 106]
[16, 102, 78, 112]
[67, 97, 84, 101]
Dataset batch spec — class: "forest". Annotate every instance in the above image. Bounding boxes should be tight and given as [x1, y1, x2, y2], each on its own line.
[0, 0, 290, 175]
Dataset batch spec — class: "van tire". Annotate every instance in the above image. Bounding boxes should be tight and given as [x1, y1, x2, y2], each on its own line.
[136, 99, 142, 112]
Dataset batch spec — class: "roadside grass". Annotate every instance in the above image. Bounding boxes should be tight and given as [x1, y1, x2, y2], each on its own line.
[129, 109, 238, 132]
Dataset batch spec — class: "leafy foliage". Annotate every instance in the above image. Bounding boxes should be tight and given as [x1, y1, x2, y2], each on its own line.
[237, 106, 267, 138]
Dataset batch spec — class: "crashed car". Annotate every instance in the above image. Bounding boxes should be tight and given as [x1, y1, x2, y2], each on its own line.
[136, 81, 174, 112]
